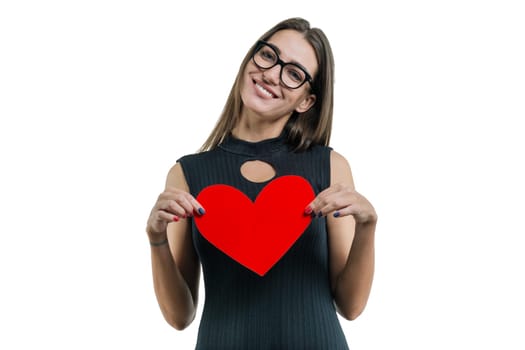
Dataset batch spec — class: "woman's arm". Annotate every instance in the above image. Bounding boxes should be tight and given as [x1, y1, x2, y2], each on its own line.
[146, 163, 202, 330]
[307, 151, 377, 320]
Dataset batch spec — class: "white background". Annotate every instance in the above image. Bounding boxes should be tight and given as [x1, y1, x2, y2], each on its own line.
[1, 1, 524, 349]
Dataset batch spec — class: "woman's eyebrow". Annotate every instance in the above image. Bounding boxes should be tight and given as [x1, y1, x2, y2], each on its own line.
[266, 41, 281, 55]
[267, 41, 307, 69]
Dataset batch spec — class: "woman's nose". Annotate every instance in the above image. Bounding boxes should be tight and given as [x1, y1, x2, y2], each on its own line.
[262, 64, 282, 85]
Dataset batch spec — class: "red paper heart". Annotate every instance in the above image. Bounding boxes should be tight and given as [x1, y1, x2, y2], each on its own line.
[194, 175, 314, 276]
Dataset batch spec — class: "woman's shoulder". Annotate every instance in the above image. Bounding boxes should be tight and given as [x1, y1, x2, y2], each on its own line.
[328, 148, 350, 167]
[327, 148, 354, 186]
[177, 148, 218, 164]
[175, 148, 226, 180]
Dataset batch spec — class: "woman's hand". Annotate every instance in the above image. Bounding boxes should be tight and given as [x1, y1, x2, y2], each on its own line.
[146, 187, 205, 239]
[306, 183, 377, 224]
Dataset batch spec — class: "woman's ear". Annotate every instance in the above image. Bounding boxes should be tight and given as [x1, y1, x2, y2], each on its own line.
[295, 93, 316, 113]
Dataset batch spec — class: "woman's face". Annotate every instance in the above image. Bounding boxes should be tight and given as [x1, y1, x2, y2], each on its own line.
[240, 29, 318, 122]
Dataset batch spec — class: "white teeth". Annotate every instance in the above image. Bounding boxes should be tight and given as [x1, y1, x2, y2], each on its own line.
[256, 82, 274, 97]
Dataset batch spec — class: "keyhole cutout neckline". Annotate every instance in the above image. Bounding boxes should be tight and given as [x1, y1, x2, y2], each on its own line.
[240, 160, 276, 183]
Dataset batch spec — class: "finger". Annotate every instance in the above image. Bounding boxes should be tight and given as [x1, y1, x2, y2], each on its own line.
[162, 190, 205, 217]
[311, 193, 349, 218]
[188, 197, 206, 216]
[315, 202, 342, 218]
[155, 196, 187, 218]
[159, 192, 195, 218]
[332, 205, 356, 218]
[175, 194, 206, 217]
[156, 209, 181, 223]
[168, 198, 193, 219]
[304, 188, 332, 215]
[306, 198, 324, 217]
[336, 203, 377, 223]
[307, 184, 347, 212]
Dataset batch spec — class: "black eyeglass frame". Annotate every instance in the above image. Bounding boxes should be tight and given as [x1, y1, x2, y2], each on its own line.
[252, 40, 314, 90]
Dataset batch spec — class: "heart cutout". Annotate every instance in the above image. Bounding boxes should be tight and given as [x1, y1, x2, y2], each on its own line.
[194, 175, 314, 276]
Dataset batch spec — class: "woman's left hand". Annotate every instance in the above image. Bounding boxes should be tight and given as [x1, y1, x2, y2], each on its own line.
[305, 184, 377, 224]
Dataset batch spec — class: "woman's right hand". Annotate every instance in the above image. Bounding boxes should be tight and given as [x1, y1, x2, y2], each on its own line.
[146, 187, 205, 240]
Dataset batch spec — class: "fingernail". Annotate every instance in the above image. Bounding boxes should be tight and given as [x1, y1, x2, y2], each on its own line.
[317, 212, 323, 218]
[304, 207, 312, 215]
[173, 216, 179, 222]
[333, 211, 340, 218]
[198, 207, 205, 215]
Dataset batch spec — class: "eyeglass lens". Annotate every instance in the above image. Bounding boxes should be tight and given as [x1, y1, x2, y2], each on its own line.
[253, 43, 308, 89]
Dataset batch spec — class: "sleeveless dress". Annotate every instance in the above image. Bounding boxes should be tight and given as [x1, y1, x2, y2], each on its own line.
[178, 133, 350, 350]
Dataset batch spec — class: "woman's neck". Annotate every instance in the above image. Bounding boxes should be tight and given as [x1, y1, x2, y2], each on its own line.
[232, 111, 291, 142]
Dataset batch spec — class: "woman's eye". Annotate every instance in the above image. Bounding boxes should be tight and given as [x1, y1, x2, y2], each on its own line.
[286, 67, 304, 82]
[260, 49, 276, 62]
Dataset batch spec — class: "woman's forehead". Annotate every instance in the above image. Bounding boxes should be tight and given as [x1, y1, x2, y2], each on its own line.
[266, 30, 318, 75]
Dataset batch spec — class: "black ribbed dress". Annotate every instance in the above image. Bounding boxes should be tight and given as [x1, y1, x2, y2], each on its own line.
[178, 133, 349, 350]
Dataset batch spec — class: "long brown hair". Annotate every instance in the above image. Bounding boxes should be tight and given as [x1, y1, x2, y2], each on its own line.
[199, 17, 335, 152]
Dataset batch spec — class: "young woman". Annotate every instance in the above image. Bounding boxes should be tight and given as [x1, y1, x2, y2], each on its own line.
[146, 17, 377, 349]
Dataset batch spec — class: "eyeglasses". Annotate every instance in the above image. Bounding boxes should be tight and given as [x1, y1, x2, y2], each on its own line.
[252, 40, 313, 90]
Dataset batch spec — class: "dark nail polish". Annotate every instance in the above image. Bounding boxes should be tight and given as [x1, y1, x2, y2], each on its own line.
[198, 207, 205, 215]
[333, 211, 340, 218]
[317, 212, 323, 218]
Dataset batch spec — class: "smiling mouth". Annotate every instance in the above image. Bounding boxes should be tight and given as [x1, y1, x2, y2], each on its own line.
[254, 81, 277, 98]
